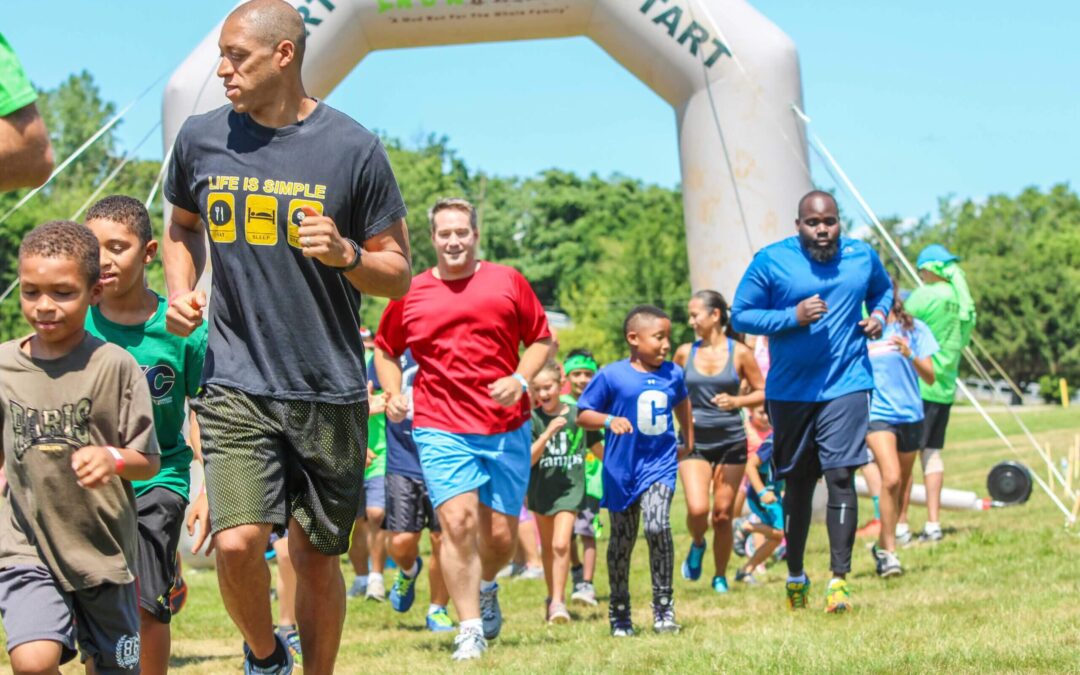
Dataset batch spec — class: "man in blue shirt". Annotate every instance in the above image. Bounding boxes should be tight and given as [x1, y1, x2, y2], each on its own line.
[731, 191, 892, 614]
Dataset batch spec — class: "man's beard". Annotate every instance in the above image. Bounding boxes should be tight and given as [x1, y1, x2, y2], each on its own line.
[801, 234, 839, 263]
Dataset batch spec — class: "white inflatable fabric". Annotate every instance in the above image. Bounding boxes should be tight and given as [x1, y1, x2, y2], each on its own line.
[162, 0, 811, 300]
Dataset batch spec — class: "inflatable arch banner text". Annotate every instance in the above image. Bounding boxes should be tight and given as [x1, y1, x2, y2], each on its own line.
[163, 0, 812, 302]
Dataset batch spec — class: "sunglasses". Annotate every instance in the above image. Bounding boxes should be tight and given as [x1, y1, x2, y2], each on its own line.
[802, 217, 838, 227]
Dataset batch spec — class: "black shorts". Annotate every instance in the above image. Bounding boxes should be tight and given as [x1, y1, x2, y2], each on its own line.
[921, 401, 952, 450]
[867, 420, 925, 454]
[383, 473, 440, 533]
[135, 487, 187, 623]
[681, 436, 748, 466]
[192, 384, 368, 555]
[767, 391, 871, 479]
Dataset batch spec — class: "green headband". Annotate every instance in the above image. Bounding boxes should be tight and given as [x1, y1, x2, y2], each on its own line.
[564, 354, 598, 374]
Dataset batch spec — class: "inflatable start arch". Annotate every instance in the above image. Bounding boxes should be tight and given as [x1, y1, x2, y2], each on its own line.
[163, 0, 811, 301]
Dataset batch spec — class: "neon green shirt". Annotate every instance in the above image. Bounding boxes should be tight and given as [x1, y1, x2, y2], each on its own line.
[562, 393, 603, 499]
[0, 34, 37, 117]
[905, 282, 962, 404]
[86, 294, 207, 499]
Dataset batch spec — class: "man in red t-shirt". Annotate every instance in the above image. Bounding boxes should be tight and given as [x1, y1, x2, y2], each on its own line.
[374, 198, 553, 661]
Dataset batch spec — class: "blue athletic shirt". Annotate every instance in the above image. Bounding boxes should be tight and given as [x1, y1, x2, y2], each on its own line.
[730, 236, 893, 402]
[868, 319, 939, 423]
[370, 350, 423, 479]
[576, 359, 687, 513]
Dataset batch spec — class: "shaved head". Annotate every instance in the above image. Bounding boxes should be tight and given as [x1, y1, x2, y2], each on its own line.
[226, 0, 306, 66]
[797, 190, 837, 219]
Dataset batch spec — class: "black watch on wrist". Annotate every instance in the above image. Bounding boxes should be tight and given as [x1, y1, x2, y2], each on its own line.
[335, 238, 362, 273]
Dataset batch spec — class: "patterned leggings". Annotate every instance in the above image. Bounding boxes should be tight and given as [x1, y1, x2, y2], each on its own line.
[607, 482, 675, 613]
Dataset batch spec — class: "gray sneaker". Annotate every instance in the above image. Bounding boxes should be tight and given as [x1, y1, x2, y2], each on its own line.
[896, 528, 913, 547]
[609, 602, 635, 637]
[918, 528, 943, 543]
[651, 598, 680, 634]
[872, 544, 903, 578]
[479, 584, 503, 640]
[451, 627, 487, 661]
[571, 581, 599, 606]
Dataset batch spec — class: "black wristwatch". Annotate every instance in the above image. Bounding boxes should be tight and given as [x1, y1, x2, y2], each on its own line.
[335, 238, 362, 273]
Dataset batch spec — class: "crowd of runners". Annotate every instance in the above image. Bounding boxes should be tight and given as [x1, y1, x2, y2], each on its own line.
[0, 1, 978, 673]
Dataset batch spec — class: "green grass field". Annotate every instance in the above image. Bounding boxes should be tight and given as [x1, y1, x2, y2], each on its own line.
[12, 407, 1080, 673]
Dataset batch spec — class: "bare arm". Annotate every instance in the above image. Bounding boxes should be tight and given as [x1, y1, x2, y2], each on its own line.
[345, 219, 412, 299]
[913, 356, 936, 386]
[0, 103, 53, 191]
[488, 337, 556, 406]
[163, 205, 206, 297]
[71, 445, 160, 487]
[673, 343, 690, 368]
[374, 347, 409, 423]
[733, 343, 766, 409]
[745, 453, 766, 494]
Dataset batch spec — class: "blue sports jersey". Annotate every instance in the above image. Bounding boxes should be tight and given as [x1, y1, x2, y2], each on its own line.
[370, 350, 423, 479]
[731, 236, 893, 403]
[868, 319, 939, 423]
[576, 359, 687, 512]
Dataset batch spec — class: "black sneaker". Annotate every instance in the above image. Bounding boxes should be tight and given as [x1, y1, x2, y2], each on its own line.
[609, 602, 635, 637]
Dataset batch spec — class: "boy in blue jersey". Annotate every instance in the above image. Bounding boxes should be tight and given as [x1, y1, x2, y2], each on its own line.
[84, 196, 207, 674]
[578, 305, 693, 637]
[731, 191, 892, 614]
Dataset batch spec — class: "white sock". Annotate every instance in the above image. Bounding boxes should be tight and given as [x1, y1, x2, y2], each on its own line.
[480, 578, 497, 592]
[896, 523, 910, 537]
[787, 572, 807, 584]
[404, 560, 419, 578]
[460, 618, 482, 633]
[924, 521, 941, 533]
[428, 603, 444, 616]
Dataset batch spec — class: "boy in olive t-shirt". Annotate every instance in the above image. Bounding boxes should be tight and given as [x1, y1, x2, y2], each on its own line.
[84, 196, 207, 673]
[0, 220, 160, 674]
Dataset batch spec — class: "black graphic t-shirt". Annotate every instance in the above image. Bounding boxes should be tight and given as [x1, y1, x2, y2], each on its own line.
[0, 335, 159, 591]
[164, 102, 408, 403]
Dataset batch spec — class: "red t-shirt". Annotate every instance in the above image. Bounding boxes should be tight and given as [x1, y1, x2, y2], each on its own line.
[375, 262, 552, 435]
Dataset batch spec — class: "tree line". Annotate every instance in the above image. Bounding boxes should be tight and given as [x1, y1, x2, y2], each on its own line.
[2, 73, 1076, 397]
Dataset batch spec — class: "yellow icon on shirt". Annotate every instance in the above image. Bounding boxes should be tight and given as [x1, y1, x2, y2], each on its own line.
[244, 194, 278, 246]
[287, 199, 324, 249]
[206, 193, 236, 243]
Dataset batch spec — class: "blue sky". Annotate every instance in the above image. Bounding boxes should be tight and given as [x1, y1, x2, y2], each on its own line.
[9, 1, 1078, 220]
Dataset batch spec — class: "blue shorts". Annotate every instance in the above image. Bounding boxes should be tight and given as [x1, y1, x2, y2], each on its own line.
[413, 423, 531, 516]
[767, 391, 871, 479]
[362, 474, 386, 515]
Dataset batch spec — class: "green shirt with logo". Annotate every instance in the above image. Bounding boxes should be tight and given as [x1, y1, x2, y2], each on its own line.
[86, 294, 207, 499]
[905, 282, 962, 404]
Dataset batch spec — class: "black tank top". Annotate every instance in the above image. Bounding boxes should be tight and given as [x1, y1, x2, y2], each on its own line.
[685, 338, 746, 448]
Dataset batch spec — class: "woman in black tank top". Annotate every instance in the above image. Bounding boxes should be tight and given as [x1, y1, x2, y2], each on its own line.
[673, 290, 765, 593]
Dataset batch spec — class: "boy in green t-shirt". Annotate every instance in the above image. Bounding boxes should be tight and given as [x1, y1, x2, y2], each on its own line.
[0, 220, 160, 674]
[84, 196, 206, 675]
[561, 349, 603, 606]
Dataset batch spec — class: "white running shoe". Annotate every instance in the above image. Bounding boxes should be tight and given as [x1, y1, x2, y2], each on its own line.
[451, 628, 487, 661]
[365, 573, 386, 602]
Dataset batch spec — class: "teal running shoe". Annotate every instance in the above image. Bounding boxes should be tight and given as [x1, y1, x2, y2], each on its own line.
[711, 575, 729, 593]
[680, 540, 706, 581]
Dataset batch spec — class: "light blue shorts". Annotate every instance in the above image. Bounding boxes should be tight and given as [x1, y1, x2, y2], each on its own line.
[413, 423, 531, 516]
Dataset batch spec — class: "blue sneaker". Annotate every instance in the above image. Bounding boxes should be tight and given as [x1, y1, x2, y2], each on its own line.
[426, 606, 455, 632]
[681, 540, 707, 581]
[479, 583, 503, 640]
[390, 557, 423, 613]
[712, 575, 730, 593]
